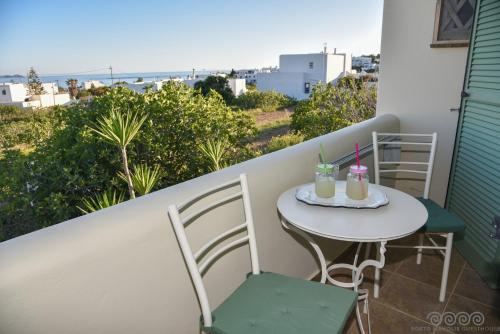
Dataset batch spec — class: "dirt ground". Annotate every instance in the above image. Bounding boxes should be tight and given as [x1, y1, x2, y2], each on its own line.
[250, 107, 294, 150]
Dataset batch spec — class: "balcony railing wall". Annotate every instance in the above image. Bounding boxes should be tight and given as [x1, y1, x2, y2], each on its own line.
[0, 114, 399, 334]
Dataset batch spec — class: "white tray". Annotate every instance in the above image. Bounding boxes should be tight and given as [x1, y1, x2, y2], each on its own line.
[295, 181, 389, 209]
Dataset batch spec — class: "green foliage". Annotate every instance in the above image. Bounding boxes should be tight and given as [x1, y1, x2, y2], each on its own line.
[0, 106, 55, 151]
[88, 86, 110, 96]
[246, 83, 257, 91]
[76, 89, 91, 99]
[90, 103, 148, 199]
[118, 164, 161, 196]
[136, 77, 144, 82]
[27, 67, 45, 95]
[228, 69, 237, 78]
[198, 139, 229, 171]
[194, 75, 235, 104]
[66, 78, 78, 98]
[265, 133, 304, 153]
[0, 83, 257, 240]
[233, 90, 296, 112]
[78, 189, 125, 214]
[291, 82, 376, 140]
[90, 108, 147, 149]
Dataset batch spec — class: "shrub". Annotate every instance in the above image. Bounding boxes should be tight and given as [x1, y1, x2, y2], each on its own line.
[0, 83, 257, 239]
[291, 82, 376, 140]
[266, 133, 304, 153]
[233, 90, 296, 112]
[194, 76, 235, 104]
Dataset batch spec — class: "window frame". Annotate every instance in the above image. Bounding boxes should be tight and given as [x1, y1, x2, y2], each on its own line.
[431, 0, 474, 48]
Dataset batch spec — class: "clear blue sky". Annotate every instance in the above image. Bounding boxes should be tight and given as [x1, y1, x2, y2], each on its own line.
[0, 0, 383, 75]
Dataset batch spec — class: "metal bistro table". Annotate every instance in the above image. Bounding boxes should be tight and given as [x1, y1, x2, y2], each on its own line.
[277, 182, 428, 334]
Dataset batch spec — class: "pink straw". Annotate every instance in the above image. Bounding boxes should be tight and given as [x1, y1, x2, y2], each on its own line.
[355, 143, 360, 168]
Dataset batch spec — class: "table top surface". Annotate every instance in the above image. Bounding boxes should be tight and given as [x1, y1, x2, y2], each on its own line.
[277, 183, 428, 242]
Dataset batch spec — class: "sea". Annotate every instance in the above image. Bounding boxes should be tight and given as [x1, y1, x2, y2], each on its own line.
[0, 70, 216, 88]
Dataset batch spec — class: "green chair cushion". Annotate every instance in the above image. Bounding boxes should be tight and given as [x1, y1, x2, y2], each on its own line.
[417, 198, 465, 233]
[204, 272, 357, 334]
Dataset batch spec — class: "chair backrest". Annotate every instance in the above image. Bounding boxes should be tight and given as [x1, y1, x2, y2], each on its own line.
[372, 132, 437, 199]
[168, 173, 260, 327]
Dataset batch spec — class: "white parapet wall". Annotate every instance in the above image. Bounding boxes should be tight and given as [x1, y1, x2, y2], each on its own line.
[0, 115, 399, 334]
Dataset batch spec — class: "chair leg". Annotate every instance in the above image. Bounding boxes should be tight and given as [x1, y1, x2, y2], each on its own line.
[416, 233, 424, 264]
[374, 243, 381, 299]
[439, 233, 453, 302]
[364, 242, 372, 259]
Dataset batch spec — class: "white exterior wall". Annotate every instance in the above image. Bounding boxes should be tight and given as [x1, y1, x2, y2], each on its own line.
[376, 0, 468, 205]
[33, 93, 71, 107]
[82, 80, 105, 90]
[279, 53, 328, 82]
[0, 115, 399, 334]
[0, 83, 28, 103]
[42, 83, 58, 95]
[227, 78, 247, 96]
[257, 53, 350, 100]
[256, 72, 308, 100]
[326, 53, 351, 82]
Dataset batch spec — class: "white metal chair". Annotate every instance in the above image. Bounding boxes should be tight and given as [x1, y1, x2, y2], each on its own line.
[168, 174, 357, 334]
[369, 132, 464, 302]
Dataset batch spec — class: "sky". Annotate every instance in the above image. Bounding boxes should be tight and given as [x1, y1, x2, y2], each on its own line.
[0, 0, 383, 75]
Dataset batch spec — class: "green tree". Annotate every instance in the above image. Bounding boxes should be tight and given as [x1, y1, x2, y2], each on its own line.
[0, 83, 257, 239]
[66, 78, 78, 99]
[198, 139, 229, 171]
[228, 69, 237, 78]
[233, 90, 296, 112]
[265, 134, 304, 153]
[194, 75, 235, 104]
[291, 82, 376, 139]
[90, 108, 148, 199]
[27, 67, 45, 95]
[136, 77, 144, 82]
[78, 189, 125, 214]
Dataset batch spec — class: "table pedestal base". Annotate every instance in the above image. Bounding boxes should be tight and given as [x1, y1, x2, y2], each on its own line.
[281, 218, 387, 334]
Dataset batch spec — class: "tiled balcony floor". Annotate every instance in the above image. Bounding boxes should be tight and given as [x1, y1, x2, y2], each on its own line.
[314, 235, 500, 333]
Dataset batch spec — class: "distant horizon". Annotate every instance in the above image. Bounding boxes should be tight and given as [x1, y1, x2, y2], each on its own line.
[0, 0, 383, 74]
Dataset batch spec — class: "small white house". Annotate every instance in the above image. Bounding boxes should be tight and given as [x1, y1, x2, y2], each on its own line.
[256, 51, 352, 100]
[81, 80, 105, 90]
[0, 82, 70, 108]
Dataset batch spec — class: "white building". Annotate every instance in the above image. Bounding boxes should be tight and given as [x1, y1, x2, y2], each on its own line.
[81, 80, 105, 90]
[182, 77, 247, 97]
[352, 56, 373, 69]
[256, 51, 352, 100]
[0, 82, 70, 108]
[235, 69, 258, 84]
[226, 78, 247, 96]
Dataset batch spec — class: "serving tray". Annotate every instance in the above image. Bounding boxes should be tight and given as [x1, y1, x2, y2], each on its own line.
[295, 181, 389, 209]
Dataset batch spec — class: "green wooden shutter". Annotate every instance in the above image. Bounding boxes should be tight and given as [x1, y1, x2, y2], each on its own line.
[446, 0, 500, 288]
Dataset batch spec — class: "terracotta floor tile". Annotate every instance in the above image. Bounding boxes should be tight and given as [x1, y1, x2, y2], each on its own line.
[376, 273, 448, 321]
[396, 252, 463, 293]
[343, 300, 433, 334]
[453, 268, 500, 310]
[439, 294, 500, 333]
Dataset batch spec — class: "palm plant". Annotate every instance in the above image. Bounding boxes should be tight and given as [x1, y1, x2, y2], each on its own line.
[90, 107, 147, 199]
[118, 164, 161, 196]
[198, 138, 229, 171]
[78, 189, 125, 214]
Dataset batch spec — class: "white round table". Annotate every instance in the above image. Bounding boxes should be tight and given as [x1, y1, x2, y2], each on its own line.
[277, 182, 428, 334]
